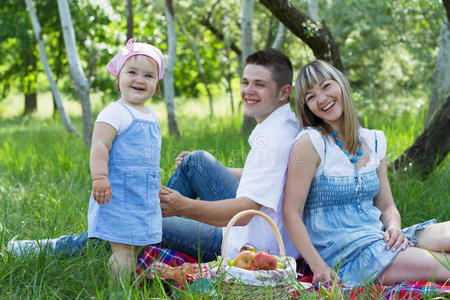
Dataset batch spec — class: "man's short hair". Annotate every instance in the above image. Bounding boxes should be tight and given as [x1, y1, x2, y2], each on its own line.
[245, 48, 293, 89]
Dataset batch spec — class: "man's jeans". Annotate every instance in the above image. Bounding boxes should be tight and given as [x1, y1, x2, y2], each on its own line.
[51, 150, 239, 262]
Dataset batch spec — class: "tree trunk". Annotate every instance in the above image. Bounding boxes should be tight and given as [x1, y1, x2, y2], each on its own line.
[25, 0, 79, 136]
[225, 73, 235, 114]
[392, 96, 450, 178]
[57, 0, 93, 147]
[221, 48, 235, 114]
[164, 0, 181, 136]
[23, 46, 37, 115]
[391, 1, 450, 178]
[52, 33, 64, 117]
[178, 21, 214, 117]
[307, 0, 319, 22]
[24, 93, 37, 115]
[271, 22, 285, 49]
[52, 93, 58, 117]
[126, 0, 133, 40]
[444, 0, 450, 21]
[241, 0, 254, 66]
[259, 0, 344, 72]
[240, 0, 257, 135]
[425, 18, 450, 125]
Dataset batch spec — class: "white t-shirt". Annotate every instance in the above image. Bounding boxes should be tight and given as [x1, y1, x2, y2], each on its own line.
[96, 101, 157, 134]
[224, 103, 302, 259]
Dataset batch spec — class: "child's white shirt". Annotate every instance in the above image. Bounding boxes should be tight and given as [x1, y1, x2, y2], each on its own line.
[95, 101, 156, 134]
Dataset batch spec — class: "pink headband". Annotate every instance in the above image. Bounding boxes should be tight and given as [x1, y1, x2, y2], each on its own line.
[106, 39, 164, 80]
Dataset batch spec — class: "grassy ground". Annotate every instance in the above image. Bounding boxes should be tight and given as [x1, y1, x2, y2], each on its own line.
[0, 93, 448, 298]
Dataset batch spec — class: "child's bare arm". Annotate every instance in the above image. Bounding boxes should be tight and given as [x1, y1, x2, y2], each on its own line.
[90, 122, 117, 205]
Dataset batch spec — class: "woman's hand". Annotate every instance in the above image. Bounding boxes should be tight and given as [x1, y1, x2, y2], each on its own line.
[311, 263, 340, 283]
[92, 177, 112, 205]
[173, 151, 191, 171]
[383, 227, 413, 251]
[159, 185, 188, 217]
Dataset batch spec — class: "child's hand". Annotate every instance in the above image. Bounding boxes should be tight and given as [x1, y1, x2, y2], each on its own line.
[92, 177, 112, 205]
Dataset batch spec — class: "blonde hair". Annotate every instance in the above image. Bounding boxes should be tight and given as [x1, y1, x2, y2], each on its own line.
[294, 60, 360, 154]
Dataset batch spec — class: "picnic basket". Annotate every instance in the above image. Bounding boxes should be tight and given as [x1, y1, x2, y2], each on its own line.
[211, 209, 299, 287]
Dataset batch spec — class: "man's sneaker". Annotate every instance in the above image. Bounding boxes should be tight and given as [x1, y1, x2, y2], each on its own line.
[6, 239, 58, 256]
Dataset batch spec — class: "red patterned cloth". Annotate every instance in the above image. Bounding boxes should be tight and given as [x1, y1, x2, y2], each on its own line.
[137, 246, 449, 298]
[136, 245, 210, 287]
[296, 269, 450, 299]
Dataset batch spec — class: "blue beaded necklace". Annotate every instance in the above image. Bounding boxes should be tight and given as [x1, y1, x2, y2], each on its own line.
[332, 130, 363, 163]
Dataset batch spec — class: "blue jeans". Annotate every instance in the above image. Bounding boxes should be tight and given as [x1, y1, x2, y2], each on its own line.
[53, 151, 239, 262]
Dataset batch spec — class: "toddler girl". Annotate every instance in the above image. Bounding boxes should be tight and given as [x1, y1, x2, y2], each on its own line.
[88, 38, 164, 280]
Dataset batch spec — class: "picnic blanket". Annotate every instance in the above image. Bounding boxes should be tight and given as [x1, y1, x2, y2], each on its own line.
[136, 246, 450, 298]
[136, 245, 210, 287]
[297, 271, 450, 299]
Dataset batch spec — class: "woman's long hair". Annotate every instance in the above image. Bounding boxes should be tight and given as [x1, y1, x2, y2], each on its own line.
[294, 60, 360, 154]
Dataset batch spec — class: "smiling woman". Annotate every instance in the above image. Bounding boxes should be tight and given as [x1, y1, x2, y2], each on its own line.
[282, 60, 450, 287]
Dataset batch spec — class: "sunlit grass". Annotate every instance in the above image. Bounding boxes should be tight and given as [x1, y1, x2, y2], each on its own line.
[0, 90, 448, 298]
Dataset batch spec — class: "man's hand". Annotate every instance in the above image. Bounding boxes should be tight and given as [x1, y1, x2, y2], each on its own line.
[159, 185, 189, 217]
[92, 177, 112, 205]
[384, 227, 413, 251]
[173, 151, 191, 171]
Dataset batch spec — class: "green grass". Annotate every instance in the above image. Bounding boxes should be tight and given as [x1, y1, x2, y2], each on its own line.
[0, 94, 448, 298]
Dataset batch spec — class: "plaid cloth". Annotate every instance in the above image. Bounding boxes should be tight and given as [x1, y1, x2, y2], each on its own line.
[296, 269, 450, 299]
[136, 245, 210, 287]
[137, 246, 449, 298]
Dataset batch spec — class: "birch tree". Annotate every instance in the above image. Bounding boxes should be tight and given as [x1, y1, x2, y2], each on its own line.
[126, 0, 133, 40]
[178, 21, 214, 117]
[57, 0, 93, 147]
[307, 0, 319, 22]
[271, 22, 285, 49]
[25, 0, 78, 136]
[425, 15, 450, 125]
[164, 0, 180, 136]
[240, 0, 257, 135]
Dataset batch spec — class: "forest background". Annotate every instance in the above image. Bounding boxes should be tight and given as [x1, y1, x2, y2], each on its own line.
[0, 0, 449, 298]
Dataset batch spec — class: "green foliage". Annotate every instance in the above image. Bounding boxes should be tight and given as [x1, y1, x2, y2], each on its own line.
[1, 0, 444, 119]
[320, 0, 443, 117]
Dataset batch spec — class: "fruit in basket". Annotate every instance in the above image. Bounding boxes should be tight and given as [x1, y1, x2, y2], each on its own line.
[274, 255, 285, 269]
[253, 251, 277, 270]
[233, 250, 256, 270]
[239, 244, 256, 252]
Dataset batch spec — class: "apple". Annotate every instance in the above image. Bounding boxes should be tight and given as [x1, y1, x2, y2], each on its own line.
[233, 250, 256, 270]
[253, 251, 277, 270]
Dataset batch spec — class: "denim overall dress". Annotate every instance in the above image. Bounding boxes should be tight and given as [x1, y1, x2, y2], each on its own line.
[301, 128, 435, 287]
[88, 103, 162, 246]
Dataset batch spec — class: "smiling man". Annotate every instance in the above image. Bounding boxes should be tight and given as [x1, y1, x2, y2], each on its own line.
[159, 48, 301, 260]
[8, 49, 302, 262]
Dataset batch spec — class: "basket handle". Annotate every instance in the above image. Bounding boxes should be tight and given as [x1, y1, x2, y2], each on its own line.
[221, 209, 286, 258]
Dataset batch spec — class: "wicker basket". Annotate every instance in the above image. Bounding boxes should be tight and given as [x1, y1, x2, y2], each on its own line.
[212, 209, 298, 287]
